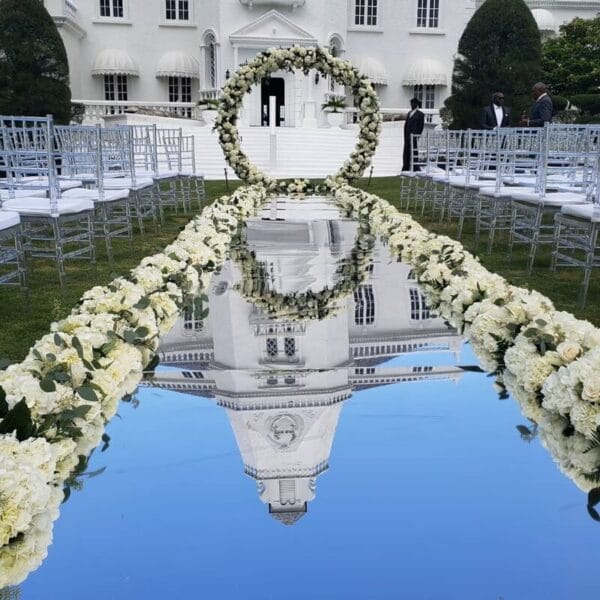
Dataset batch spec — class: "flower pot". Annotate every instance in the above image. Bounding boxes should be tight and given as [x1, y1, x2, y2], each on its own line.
[325, 111, 345, 128]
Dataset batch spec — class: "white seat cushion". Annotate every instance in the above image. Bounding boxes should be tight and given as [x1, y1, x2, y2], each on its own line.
[561, 204, 600, 222]
[0, 189, 48, 200]
[20, 177, 83, 191]
[0, 210, 21, 230]
[136, 169, 179, 180]
[479, 186, 539, 198]
[512, 192, 587, 207]
[102, 177, 154, 191]
[2, 197, 94, 216]
[62, 188, 130, 202]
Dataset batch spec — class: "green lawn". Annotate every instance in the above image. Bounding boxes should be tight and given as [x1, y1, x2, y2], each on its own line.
[0, 176, 597, 362]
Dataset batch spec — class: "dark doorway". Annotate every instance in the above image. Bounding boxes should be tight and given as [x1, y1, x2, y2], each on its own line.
[261, 77, 285, 127]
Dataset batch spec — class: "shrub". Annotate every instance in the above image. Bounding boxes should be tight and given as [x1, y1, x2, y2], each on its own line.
[444, 0, 542, 129]
[0, 0, 72, 124]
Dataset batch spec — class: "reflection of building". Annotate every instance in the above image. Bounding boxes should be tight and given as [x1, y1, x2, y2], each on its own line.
[150, 203, 464, 523]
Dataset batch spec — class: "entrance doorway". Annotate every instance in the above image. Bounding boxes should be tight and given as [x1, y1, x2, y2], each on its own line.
[261, 77, 285, 127]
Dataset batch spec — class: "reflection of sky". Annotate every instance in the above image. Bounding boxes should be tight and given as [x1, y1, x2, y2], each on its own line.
[22, 371, 600, 599]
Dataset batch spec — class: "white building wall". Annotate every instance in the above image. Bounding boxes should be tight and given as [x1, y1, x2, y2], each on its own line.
[46, 1, 600, 121]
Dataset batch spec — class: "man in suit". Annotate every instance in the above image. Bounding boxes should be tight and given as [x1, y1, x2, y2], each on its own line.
[481, 92, 511, 129]
[520, 82, 553, 127]
[402, 97, 425, 172]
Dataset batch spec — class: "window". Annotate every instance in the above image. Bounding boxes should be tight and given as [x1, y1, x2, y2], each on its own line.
[202, 33, 217, 89]
[417, 0, 439, 28]
[99, 0, 124, 17]
[104, 75, 128, 114]
[168, 76, 192, 117]
[410, 288, 431, 320]
[413, 84, 435, 122]
[266, 338, 278, 357]
[354, 0, 378, 26]
[166, 0, 189, 20]
[354, 284, 375, 325]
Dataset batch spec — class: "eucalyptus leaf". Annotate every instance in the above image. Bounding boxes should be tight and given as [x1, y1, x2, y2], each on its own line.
[135, 326, 150, 338]
[0, 358, 12, 371]
[39, 377, 56, 393]
[77, 386, 99, 402]
[0, 399, 35, 441]
[72, 336, 84, 359]
[54, 333, 64, 347]
[516, 425, 532, 436]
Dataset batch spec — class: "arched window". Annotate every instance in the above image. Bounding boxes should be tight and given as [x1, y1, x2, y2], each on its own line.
[203, 32, 217, 89]
[328, 35, 344, 91]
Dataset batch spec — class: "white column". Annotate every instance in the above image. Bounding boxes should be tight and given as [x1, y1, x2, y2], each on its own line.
[302, 70, 318, 129]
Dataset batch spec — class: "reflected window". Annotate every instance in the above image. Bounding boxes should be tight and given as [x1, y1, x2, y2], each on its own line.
[410, 288, 431, 320]
[183, 306, 203, 331]
[266, 338, 278, 357]
[284, 337, 296, 357]
[104, 75, 127, 114]
[354, 284, 375, 325]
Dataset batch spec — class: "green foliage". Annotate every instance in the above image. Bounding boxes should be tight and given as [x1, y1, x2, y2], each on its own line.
[570, 94, 600, 116]
[444, 0, 542, 129]
[0, 0, 72, 123]
[542, 16, 600, 97]
[552, 95, 569, 111]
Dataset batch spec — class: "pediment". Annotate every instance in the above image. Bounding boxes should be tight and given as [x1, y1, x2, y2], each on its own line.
[229, 9, 317, 46]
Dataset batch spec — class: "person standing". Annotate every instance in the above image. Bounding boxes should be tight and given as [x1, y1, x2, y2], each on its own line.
[481, 92, 511, 129]
[520, 82, 553, 127]
[402, 97, 425, 172]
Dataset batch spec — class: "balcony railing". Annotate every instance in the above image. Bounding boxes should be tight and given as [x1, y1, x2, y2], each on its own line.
[72, 100, 201, 122]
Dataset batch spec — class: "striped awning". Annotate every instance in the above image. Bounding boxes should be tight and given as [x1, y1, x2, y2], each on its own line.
[355, 57, 388, 86]
[156, 51, 200, 79]
[402, 58, 447, 86]
[92, 49, 139, 77]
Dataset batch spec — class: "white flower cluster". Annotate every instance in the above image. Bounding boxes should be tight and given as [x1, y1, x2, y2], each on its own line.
[216, 45, 382, 195]
[0, 184, 269, 586]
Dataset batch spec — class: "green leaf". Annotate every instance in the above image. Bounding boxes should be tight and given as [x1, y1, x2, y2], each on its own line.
[61, 405, 92, 421]
[0, 358, 12, 371]
[72, 336, 84, 359]
[587, 488, 600, 522]
[53, 371, 70, 383]
[135, 326, 150, 338]
[39, 377, 56, 393]
[134, 297, 151, 310]
[0, 399, 35, 441]
[516, 425, 532, 436]
[0, 386, 8, 418]
[45, 353, 56, 363]
[123, 330, 136, 344]
[54, 333, 64, 347]
[77, 386, 99, 402]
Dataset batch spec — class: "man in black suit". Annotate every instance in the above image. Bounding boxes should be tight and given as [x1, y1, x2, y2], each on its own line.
[402, 97, 425, 172]
[520, 82, 553, 127]
[481, 92, 511, 129]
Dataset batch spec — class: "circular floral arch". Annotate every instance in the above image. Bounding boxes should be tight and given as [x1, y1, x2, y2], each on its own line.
[216, 45, 382, 195]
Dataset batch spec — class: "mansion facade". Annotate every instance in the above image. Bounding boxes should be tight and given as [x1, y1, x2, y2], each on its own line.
[42, 0, 600, 125]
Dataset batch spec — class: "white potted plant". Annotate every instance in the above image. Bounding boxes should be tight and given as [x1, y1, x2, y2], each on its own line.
[198, 98, 219, 126]
[321, 96, 347, 128]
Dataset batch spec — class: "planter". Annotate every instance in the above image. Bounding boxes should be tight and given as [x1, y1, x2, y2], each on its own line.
[324, 111, 345, 128]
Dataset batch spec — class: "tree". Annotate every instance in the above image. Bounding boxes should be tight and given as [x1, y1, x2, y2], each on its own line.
[444, 0, 542, 129]
[0, 0, 72, 123]
[542, 16, 600, 97]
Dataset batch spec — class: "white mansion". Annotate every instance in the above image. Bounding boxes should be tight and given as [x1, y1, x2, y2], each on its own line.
[44, 0, 600, 127]
[147, 198, 465, 522]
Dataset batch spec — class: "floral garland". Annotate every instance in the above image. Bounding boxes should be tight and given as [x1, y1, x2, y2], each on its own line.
[229, 220, 375, 321]
[216, 45, 382, 195]
[330, 184, 600, 446]
[0, 185, 269, 587]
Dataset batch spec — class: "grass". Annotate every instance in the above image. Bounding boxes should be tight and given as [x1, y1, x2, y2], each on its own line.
[1, 176, 598, 362]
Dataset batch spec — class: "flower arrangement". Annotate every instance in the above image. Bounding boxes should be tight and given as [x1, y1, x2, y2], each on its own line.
[215, 45, 382, 195]
[230, 220, 375, 321]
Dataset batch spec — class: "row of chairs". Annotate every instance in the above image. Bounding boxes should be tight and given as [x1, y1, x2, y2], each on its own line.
[0, 115, 205, 289]
[400, 124, 600, 305]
